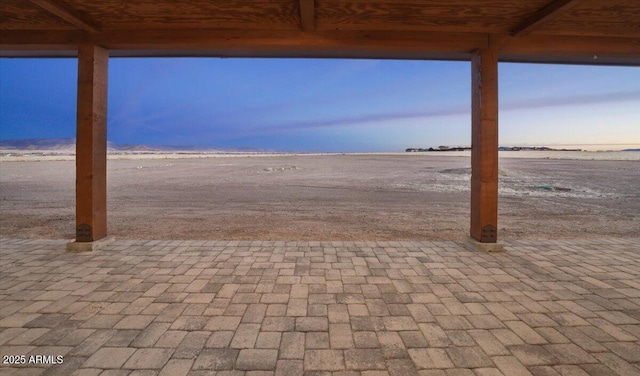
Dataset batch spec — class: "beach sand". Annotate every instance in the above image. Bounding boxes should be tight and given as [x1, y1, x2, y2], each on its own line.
[1, 153, 638, 241]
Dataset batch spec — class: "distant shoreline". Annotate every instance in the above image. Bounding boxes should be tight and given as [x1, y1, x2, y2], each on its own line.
[406, 146, 640, 152]
[1, 138, 638, 155]
[1, 149, 638, 162]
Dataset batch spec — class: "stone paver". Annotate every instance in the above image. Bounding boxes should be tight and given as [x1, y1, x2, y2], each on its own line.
[123, 348, 173, 369]
[235, 348, 278, 370]
[1, 237, 639, 375]
[83, 347, 136, 368]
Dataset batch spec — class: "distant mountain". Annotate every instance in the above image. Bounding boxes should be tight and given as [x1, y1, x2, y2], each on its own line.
[622, 149, 640, 152]
[0, 138, 268, 153]
[0, 138, 76, 150]
[0, 138, 187, 151]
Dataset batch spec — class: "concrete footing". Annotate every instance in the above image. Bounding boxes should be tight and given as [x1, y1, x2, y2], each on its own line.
[464, 237, 505, 252]
[66, 236, 116, 252]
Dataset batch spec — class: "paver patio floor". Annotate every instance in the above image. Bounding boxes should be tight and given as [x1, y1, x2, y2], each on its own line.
[1, 237, 639, 375]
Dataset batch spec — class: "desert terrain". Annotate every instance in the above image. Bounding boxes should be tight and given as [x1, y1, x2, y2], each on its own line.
[1, 153, 638, 241]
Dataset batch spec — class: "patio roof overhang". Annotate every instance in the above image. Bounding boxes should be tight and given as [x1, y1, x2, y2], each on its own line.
[1, 0, 639, 65]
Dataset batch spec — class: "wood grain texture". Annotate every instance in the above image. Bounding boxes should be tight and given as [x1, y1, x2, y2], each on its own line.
[511, 0, 579, 36]
[470, 47, 499, 243]
[30, 0, 99, 32]
[315, 0, 548, 32]
[76, 44, 108, 242]
[2, 29, 638, 65]
[63, 0, 299, 30]
[533, 23, 640, 38]
[494, 34, 640, 64]
[0, 29, 485, 52]
[519, 0, 640, 37]
[0, 0, 75, 30]
[550, 0, 640, 23]
[299, 0, 315, 31]
[1, 0, 638, 37]
[1, 0, 639, 64]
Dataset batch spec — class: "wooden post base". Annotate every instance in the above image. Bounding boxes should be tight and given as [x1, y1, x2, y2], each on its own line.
[464, 237, 505, 252]
[66, 236, 115, 253]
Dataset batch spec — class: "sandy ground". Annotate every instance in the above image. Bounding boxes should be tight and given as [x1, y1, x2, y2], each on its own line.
[1, 154, 638, 241]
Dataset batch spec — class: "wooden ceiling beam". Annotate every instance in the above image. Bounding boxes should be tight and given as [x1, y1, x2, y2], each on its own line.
[299, 0, 315, 31]
[1, 29, 638, 65]
[511, 0, 580, 37]
[29, 0, 99, 33]
[0, 29, 485, 53]
[493, 34, 640, 65]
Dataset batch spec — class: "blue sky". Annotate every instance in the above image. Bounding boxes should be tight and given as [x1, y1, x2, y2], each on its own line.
[0, 58, 638, 152]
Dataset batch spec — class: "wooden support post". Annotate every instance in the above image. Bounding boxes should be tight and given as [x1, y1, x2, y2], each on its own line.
[470, 47, 499, 244]
[75, 44, 108, 242]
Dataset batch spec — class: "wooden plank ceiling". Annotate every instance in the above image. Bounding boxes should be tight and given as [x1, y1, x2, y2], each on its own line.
[1, 0, 639, 65]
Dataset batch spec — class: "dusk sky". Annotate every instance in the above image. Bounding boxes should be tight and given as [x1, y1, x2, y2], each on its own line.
[0, 58, 638, 152]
